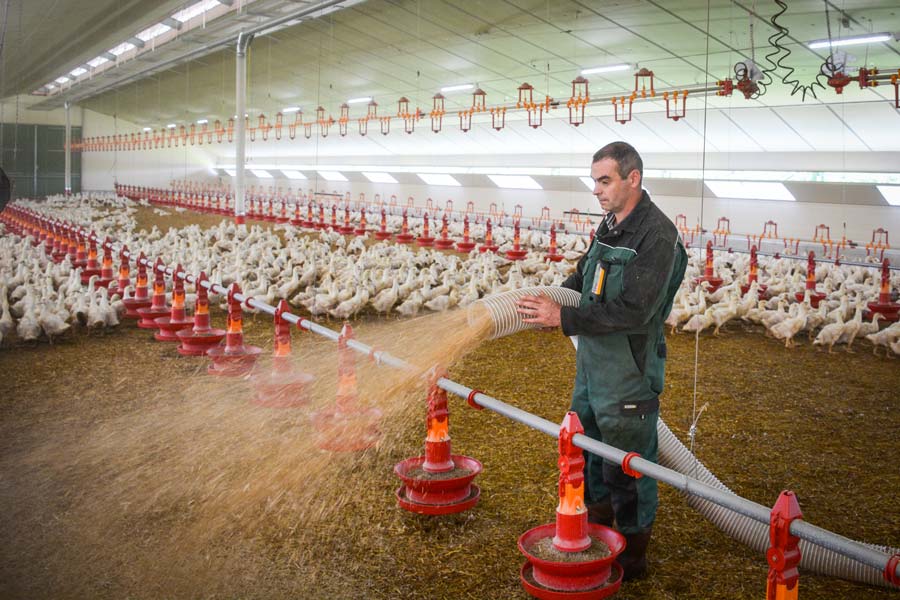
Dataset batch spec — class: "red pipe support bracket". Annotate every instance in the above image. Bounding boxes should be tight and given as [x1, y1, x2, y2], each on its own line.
[885, 554, 900, 586]
[466, 389, 484, 410]
[766, 490, 803, 600]
[621, 452, 643, 479]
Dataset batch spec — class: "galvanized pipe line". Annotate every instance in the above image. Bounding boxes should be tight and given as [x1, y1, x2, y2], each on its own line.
[45, 219, 898, 584]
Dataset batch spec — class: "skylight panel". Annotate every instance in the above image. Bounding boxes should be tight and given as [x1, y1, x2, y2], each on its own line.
[362, 172, 398, 184]
[876, 186, 900, 207]
[488, 175, 542, 190]
[108, 41, 136, 56]
[706, 180, 795, 201]
[580, 176, 595, 191]
[136, 23, 172, 42]
[251, 169, 273, 179]
[317, 171, 348, 182]
[172, 0, 221, 23]
[70, 67, 87, 77]
[87, 56, 109, 68]
[281, 170, 308, 180]
[417, 173, 460, 186]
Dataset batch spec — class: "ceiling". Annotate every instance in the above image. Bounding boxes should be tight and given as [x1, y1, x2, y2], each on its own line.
[3, 0, 899, 155]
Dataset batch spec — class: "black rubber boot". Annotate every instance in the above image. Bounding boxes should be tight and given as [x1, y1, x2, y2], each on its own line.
[586, 500, 614, 527]
[618, 528, 652, 582]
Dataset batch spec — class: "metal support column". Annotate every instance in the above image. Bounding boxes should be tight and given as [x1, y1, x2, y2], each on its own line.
[64, 101, 72, 195]
[234, 32, 254, 225]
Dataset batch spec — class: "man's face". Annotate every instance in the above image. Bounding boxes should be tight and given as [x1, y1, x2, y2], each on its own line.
[590, 157, 636, 215]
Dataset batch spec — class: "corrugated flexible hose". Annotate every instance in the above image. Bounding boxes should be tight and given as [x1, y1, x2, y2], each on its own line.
[471, 286, 899, 589]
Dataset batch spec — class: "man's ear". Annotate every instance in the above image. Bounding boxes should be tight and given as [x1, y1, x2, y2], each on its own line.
[628, 169, 641, 189]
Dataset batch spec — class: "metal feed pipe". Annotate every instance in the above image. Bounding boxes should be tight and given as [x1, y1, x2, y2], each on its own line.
[233, 32, 254, 225]
[8, 207, 898, 588]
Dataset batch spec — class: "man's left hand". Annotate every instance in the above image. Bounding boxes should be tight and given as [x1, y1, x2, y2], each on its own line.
[516, 294, 562, 328]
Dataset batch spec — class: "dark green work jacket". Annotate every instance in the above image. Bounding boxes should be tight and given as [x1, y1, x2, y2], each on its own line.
[560, 191, 687, 415]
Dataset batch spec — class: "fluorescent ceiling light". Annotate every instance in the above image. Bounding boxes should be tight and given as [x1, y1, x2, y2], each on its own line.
[347, 97, 372, 104]
[196, 118, 208, 124]
[706, 180, 795, 202]
[808, 33, 892, 49]
[281, 170, 308, 180]
[417, 173, 461, 187]
[142, 127, 152, 132]
[224, 169, 237, 176]
[136, 23, 171, 42]
[876, 186, 900, 206]
[581, 63, 631, 75]
[70, 67, 87, 77]
[317, 170, 348, 182]
[108, 41, 136, 56]
[488, 175, 542, 190]
[580, 176, 595, 191]
[87, 56, 109, 68]
[167, 123, 177, 128]
[282, 106, 301, 113]
[54, 76, 70, 84]
[172, 0, 220, 23]
[362, 172, 398, 184]
[441, 84, 473, 93]
[251, 169, 273, 179]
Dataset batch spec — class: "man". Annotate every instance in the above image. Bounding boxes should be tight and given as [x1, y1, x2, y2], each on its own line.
[516, 141, 686, 581]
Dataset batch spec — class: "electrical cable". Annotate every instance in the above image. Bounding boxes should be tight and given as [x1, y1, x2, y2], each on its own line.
[766, 0, 828, 101]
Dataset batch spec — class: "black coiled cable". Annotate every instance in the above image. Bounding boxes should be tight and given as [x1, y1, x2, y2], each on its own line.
[767, 0, 828, 101]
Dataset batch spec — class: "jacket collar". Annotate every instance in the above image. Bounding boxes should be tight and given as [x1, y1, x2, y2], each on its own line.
[598, 190, 651, 237]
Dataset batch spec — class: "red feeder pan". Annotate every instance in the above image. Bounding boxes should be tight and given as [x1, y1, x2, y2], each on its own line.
[794, 251, 826, 308]
[136, 259, 172, 329]
[207, 283, 262, 377]
[692, 240, 723, 293]
[154, 265, 194, 341]
[123, 252, 153, 318]
[479, 219, 499, 253]
[252, 300, 315, 408]
[338, 206, 356, 235]
[740, 247, 768, 297]
[865, 258, 900, 322]
[456, 216, 476, 252]
[433, 214, 456, 250]
[506, 220, 529, 260]
[416, 213, 436, 247]
[395, 210, 415, 243]
[177, 272, 226, 355]
[518, 412, 626, 600]
[395, 375, 482, 514]
[96, 237, 116, 289]
[354, 208, 369, 236]
[374, 209, 393, 241]
[545, 224, 564, 263]
[310, 324, 382, 451]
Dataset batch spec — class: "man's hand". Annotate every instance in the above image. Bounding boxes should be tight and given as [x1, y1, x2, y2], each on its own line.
[516, 294, 562, 329]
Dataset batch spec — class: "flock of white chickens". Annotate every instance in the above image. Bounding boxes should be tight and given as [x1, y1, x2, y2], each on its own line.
[1, 192, 898, 358]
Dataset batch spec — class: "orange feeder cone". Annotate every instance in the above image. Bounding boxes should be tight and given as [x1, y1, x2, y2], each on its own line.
[136, 258, 172, 328]
[252, 300, 315, 408]
[865, 259, 899, 322]
[479, 218, 499, 253]
[416, 213, 436, 247]
[123, 252, 153, 318]
[519, 412, 625, 599]
[794, 252, 826, 308]
[374, 208, 393, 240]
[395, 210, 415, 243]
[456, 215, 476, 252]
[80, 233, 102, 284]
[506, 220, 529, 260]
[96, 237, 116, 289]
[177, 272, 226, 355]
[310, 324, 382, 451]
[354, 207, 368, 236]
[545, 224, 564, 262]
[434, 214, 456, 249]
[110, 245, 131, 298]
[692, 240, 723, 292]
[740, 245, 769, 297]
[339, 205, 355, 234]
[154, 264, 195, 341]
[207, 283, 263, 376]
[394, 370, 482, 514]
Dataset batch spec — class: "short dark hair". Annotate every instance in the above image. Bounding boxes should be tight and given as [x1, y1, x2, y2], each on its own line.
[592, 141, 643, 183]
